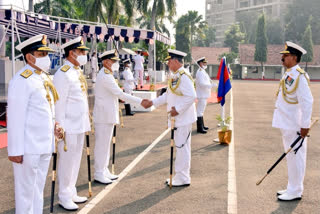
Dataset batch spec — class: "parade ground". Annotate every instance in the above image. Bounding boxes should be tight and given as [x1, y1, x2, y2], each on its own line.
[1, 80, 320, 214]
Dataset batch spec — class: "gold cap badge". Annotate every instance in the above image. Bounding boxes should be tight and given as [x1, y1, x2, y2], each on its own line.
[41, 35, 47, 45]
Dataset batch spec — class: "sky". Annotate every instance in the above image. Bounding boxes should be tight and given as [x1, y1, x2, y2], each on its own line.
[167, 0, 206, 43]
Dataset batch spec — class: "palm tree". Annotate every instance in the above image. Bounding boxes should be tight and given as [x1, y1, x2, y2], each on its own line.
[136, 9, 170, 37]
[136, 0, 176, 69]
[34, 0, 78, 18]
[186, 11, 206, 62]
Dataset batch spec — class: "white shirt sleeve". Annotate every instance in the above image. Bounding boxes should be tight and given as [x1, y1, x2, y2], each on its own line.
[7, 78, 30, 156]
[296, 74, 313, 128]
[53, 72, 70, 129]
[104, 75, 142, 104]
[152, 92, 167, 107]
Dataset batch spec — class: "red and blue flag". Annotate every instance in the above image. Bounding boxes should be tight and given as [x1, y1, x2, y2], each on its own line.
[216, 57, 232, 106]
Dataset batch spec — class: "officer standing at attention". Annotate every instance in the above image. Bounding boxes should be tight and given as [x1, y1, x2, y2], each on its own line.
[7, 34, 61, 214]
[53, 36, 91, 211]
[273, 41, 313, 201]
[195, 57, 216, 134]
[122, 58, 136, 116]
[93, 50, 144, 184]
[142, 49, 197, 186]
[133, 49, 145, 89]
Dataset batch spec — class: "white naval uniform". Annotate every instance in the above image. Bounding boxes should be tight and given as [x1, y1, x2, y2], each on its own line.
[133, 55, 144, 86]
[7, 64, 55, 214]
[195, 67, 216, 117]
[91, 56, 98, 83]
[93, 67, 142, 177]
[272, 64, 313, 196]
[53, 60, 91, 204]
[123, 67, 135, 95]
[152, 66, 197, 183]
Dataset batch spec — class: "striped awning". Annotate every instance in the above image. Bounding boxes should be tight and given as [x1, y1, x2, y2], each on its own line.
[0, 9, 171, 45]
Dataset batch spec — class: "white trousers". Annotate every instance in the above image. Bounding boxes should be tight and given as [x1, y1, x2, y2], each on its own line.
[174, 124, 192, 183]
[137, 70, 144, 86]
[58, 133, 85, 203]
[13, 154, 51, 214]
[94, 123, 114, 177]
[281, 129, 307, 196]
[197, 98, 207, 117]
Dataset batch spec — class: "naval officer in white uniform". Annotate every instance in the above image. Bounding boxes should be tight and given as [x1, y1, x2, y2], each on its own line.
[7, 34, 61, 214]
[122, 58, 136, 116]
[195, 57, 216, 134]
[93, 50, 144, 184]
[142, 49, 197, 186]
[273, 41, 313, 201]
[53, 36, 91, 211]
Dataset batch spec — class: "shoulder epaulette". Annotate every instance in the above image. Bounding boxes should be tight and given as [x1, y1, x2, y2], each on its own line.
[20, 69, 33, 79]
[297, 67, 305, 74]
[104, 69, 112, 74]
[179, 70, 185, 75]
[61, 65, 70, 72]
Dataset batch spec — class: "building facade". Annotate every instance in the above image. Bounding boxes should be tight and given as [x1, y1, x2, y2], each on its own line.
[205, 0, 292, 47]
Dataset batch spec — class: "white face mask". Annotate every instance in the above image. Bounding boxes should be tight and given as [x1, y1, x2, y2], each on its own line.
[111, 61, 120, 72]
[202, 65, 207, 69]
[32, 55, 51, 72]
[76, 54, 88, 66]
[127, 63, 132, 67]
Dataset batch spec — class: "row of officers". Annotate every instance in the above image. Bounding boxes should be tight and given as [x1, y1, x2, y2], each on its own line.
[7, 34, 215, 213]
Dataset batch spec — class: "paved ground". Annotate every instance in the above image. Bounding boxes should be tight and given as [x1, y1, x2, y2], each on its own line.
[1, 80, 320, 214]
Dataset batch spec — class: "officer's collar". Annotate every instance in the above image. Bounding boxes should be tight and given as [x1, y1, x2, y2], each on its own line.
[286, 64, 299, 72]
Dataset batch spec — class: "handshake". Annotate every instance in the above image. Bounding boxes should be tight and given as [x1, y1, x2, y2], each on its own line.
[141, 99, 153, 109]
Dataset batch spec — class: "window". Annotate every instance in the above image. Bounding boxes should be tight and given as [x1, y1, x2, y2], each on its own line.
[207, 3, 211, 10]
[240, 1, 249, 8]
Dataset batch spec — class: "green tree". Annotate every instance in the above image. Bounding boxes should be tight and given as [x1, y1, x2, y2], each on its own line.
[237, 11, 258, 44]
[136, 0, 176, 69]
[175, 15, 190, 60]
[266, 18, 283, 44]
[175, 11, 207, 62]
[136, 9, 170, 37]
[193, 26, 216, 47]
[284, 0, 320, 44]
[224, 24, 245, 53]
[254, 13, 268, 79]
[186, 11, 206, 62]
[218, 52, 238, 65]
[34, 0, 78, 18]
[301, 25, 313, 72]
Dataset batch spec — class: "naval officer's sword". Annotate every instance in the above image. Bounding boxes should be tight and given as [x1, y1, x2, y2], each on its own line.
[256, 119, 318, 186]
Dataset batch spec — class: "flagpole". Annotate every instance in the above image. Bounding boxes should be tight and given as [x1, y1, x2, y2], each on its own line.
[220, 57, 227, 126]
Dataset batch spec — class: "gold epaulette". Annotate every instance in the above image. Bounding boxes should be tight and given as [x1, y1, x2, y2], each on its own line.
[20, 69, 33, 79]
[297, 67, 305, 74]
[104, 69, 112, 74]
[61, 65, 70, 72]
[179, 70, 185, 75]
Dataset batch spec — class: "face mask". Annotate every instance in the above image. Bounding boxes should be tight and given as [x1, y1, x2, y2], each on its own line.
[127, 64, 132, 67]
[32, 55, 51, 72]
[111, 62, 120, 72]
[76, 54, 87, 66]
[202, 65, 207, 69]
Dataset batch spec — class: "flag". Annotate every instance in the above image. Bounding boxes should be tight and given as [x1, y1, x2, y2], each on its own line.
[217, 57, 232, 106]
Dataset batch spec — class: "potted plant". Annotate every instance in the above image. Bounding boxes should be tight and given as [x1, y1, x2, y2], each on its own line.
[216, 115, 232, 144]
[149, 78, 155, 91]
